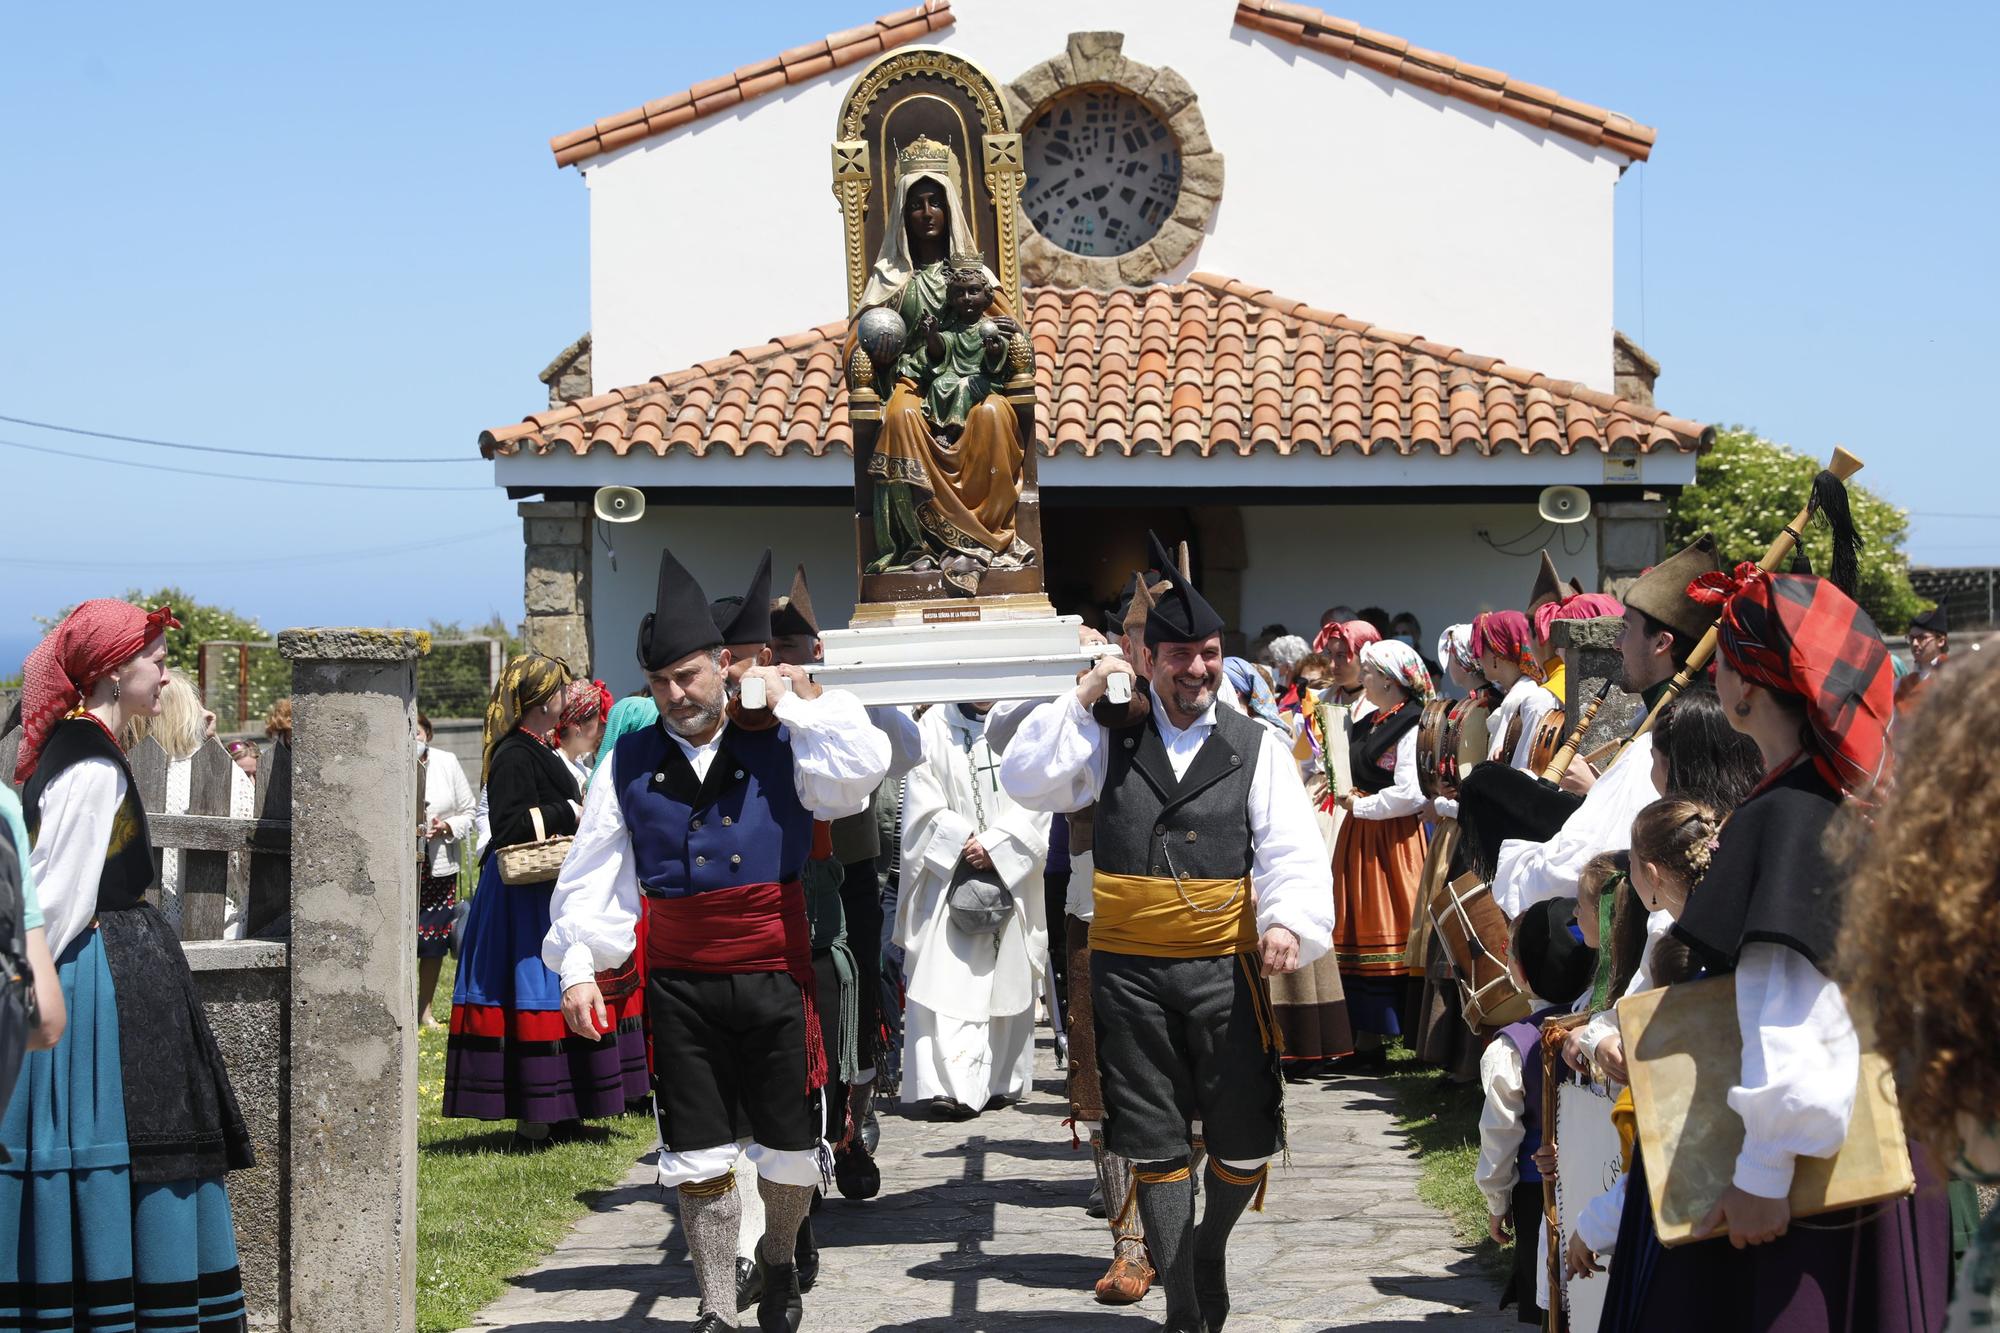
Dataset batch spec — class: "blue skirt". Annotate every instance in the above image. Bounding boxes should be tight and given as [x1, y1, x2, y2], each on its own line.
[0, 928, 245, 1332]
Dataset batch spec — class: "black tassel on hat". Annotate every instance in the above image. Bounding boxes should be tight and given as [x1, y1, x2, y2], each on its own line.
[638, 544, 723, 671]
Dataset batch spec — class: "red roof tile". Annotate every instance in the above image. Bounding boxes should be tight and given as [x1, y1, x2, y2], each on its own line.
[479, 276, 1710, 462]
[1233, 1, 1657, 162]
[551, 4, 954, 168]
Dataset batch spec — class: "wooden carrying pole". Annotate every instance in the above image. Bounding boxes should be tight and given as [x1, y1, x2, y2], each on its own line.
[1624, 445, 1863, 746]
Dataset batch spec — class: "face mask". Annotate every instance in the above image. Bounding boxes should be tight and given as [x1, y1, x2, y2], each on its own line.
[1395, 634, 1417, 648]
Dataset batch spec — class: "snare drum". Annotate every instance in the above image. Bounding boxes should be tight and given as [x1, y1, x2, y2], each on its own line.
[1427, 871, 1531, 1029]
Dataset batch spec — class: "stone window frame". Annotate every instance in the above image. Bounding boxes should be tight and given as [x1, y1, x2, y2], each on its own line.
[1004, 32, 1223, 290]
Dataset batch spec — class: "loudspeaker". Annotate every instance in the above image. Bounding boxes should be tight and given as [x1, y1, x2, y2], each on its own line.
[593, 486, 645, 523]
[1537, 485, 1591, 525]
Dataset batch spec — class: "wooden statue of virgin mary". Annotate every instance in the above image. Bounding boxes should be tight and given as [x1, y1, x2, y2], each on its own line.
[852, 135, 1033, 586]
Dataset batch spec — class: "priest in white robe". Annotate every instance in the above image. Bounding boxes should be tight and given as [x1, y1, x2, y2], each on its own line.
[894, 701, 1053, 1119]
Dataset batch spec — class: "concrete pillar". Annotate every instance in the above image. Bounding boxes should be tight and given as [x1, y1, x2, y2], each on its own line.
[520, 500, 594, 677]
[1550, 616, 1643, 756]
[1597, 498, 1669, 601]
[277, 628, 427, 1333]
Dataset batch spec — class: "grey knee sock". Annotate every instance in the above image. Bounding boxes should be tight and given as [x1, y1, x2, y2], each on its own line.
[755, 1175, 816, 1267]
[1192, 1160, 1266, 1331]
[1134, 1158, 1198, 1326]
[678, 1176, 742, 1327]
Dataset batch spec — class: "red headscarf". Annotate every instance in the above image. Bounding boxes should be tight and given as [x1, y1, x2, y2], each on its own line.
[1531, 591, 1624, 645]
[1471, 610, 1539, 678]
[1688, 563, 1893, 800]
[15, 600, 180, 782]
[1312, 619, 1382, 657]
[557, 678, 613, 737]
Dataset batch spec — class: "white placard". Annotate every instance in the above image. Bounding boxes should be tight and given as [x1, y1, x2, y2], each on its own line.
[1554, 1080, 1622, 1332]
[1323, 703, 1354, 799]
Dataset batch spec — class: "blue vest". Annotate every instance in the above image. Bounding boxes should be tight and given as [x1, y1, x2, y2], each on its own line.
[613, 722, 811, 898]
[1498, 1006, 1565, 1183]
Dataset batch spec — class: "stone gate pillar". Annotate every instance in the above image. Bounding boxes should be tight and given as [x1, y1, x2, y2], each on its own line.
[278, 628, 427, 1333]
[520, 499, 594, 676]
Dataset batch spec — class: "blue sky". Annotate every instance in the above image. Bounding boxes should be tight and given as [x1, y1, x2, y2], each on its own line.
[3, 1, 1995, 672]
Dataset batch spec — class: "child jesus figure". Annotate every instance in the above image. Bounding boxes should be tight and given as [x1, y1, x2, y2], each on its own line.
[900, 252, 1010, 439]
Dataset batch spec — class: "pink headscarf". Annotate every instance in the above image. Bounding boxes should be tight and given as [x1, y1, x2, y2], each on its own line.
[15, 600, 180, 782]
[1532, 591, 1625, 645]
[1313, 619, 1382, 657]
[1472, 610, 1539, 679]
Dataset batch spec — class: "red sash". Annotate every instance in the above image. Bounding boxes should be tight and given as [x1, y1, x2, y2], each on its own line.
[647, 880, 825, 1091]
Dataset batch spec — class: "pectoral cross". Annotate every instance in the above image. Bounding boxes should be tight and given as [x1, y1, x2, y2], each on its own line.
[970, 739, 1004, 796]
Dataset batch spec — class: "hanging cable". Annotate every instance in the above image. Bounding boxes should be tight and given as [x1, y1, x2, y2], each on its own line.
[0, 411, 477, 464]
[0, 437, 490, 492]
[0, 524, 515, 572]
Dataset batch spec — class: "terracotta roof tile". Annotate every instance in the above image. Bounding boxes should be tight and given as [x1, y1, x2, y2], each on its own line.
[1233, 1, 1656, 161]
[480, 276, 1713, 464]
[550, 3, 953, 168]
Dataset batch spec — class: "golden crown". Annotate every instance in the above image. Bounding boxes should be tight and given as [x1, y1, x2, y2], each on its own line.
[897, 134, 953, 176]
[947, 248, 987, 274]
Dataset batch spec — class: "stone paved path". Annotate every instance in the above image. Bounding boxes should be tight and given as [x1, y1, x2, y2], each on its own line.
[460, 1039, 1510, 1331]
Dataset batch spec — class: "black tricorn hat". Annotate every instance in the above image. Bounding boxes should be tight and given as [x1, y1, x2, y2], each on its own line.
[638, 543, 723, 671]
[1140, 531, 1224, 647]
[1909, 605, 1948, 636]
[709, 548, 773, 647]
[1623, 535, 1726, 645]
[769, 564, 819, 639]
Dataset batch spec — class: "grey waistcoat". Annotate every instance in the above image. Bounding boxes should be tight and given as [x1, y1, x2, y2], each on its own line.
[1096, 705, 1259, 881]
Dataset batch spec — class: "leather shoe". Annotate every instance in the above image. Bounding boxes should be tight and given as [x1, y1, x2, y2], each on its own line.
[834, 1140, 881, 1200]
[856, 1099, 881, 1154]
[754, 1258, 804, 1332]
[735, 1254, 762, 1310]
[924, 1096, 977, 1121]
[689, 1313, 731, 1332]
[794, 1216, 819, 1292]
[1092, 1250, 1155, 1305]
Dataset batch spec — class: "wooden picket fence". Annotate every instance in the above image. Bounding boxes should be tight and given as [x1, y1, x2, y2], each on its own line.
[0, 729, 289, 941]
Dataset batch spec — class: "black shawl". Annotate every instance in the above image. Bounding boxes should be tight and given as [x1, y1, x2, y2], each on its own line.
[1672, 762, 1844, 973]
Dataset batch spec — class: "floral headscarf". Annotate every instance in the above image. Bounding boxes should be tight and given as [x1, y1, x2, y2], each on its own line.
[1437, 623, 1479, 676]
[1689, 564, 1893, 800]
[15, 600, 180, 782]
[1359, 639, 1435, 703]
[1472, 610, 1540, 679]
[481, 654, 569, 784]
[1223, 657, 1288, 734]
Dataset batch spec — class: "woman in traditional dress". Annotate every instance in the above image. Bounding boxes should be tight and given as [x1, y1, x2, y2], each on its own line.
[1597, 566, 1951, 1332]
[5, 599, 253, 1332]
[442, 655, 647, 1147]
[1327, 639, 1434, 1072]
[1473, 610, 1560, 770]
[854, 135, 1029, 578]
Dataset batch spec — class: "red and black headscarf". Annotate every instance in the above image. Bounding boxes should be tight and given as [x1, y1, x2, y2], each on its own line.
[1687, 563, 1893, 800]
[14, 600, 180, 782]
[557, 678, 614, 738]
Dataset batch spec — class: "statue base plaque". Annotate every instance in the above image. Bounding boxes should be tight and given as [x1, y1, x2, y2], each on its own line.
[814, 607, 1101, 707]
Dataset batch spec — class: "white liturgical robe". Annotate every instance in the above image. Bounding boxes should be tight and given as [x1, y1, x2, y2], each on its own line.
[895, 703, 1052, 1110]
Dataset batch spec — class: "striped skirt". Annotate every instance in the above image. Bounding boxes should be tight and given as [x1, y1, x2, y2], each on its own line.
[0, 928, 245, 1332]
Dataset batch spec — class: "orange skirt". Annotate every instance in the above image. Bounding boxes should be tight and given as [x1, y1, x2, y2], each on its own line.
[1331, 813, 1428, 977]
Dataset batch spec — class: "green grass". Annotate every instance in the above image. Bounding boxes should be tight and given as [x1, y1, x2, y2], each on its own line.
[1381, 1041, 1508, 1273]
[416, 950, 657, 1333]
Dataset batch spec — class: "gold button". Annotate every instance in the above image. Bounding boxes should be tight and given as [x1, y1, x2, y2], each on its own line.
[731, 854, 742, 865]
[722, 816, 733, 827]
[1186, 831, 1198, 843]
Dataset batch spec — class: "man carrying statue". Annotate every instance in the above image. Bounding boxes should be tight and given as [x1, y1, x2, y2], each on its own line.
[851, 134, 1035, 593]
[1000, 533, 1337, 1333]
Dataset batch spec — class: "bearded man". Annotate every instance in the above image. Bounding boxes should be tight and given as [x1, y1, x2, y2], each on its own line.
[544, 544, 890, 1333]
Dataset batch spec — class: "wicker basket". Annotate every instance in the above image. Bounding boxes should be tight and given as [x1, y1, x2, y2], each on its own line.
[497, 807, 574, 885]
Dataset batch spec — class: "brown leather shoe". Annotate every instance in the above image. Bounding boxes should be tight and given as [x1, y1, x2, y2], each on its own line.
[1093, 1251, 1156, 1305]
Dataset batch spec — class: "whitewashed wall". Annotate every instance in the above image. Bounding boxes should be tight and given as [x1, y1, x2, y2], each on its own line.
[581, 0, 1626, 395]
[1236, 503, 1601, 643]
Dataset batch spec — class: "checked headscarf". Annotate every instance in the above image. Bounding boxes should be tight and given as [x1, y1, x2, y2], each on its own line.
[1688, 563, 1893, 800]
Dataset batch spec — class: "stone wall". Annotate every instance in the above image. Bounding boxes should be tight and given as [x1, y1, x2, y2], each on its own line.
[186, 940, 289, 1330]
[520, 500, 594, 677]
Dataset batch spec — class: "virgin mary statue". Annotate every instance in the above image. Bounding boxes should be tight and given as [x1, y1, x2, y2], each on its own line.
[854, 135, 1031, 584]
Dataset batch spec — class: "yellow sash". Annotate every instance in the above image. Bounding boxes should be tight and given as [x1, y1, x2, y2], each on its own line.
[1089, 870, 1256, 958]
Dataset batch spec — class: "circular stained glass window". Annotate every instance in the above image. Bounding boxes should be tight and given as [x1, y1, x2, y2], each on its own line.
[1021, 87, 1183, 258]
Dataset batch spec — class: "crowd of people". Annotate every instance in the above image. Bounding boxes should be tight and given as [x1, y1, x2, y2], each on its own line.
[0, 490, 1991, 1332]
